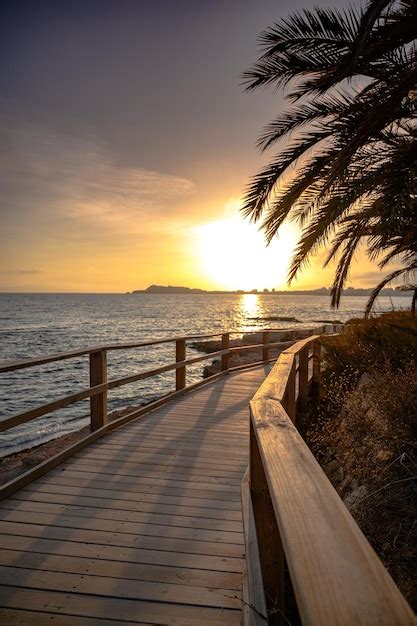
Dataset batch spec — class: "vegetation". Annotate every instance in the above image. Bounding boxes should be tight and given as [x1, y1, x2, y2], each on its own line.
[243, 0, 417, 311]
[321, 310, 417, 379]
[307, 311, 417, 608]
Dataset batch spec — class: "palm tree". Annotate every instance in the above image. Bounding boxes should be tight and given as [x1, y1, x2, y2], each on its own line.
[242, 0, 417, 311]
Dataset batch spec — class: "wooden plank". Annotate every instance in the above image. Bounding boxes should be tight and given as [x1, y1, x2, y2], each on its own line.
[0, 367, 255, 501]
[249, 419, 284, 625]
[221, 332, 230, 370]
[19, 482, 243, 511]
[176, 338, 186, 390]
[10, 489, 243, 521]
[250, 399, 416, 625]
[70, 450, 246, 475]
[34, 473, 242, 502]
[0, 565, 242, 609]
[282, 359, 296, 423]
[0, 547, 241, 590]
[94, 439, 248, 460]
[100, 428, 249, 443]
[89, 349, 108, 431]
[0, 508, 243, 545]
[0, 533, 243, 573]
[85, 433, 245, 468]
[0, 586, 241, 626]
[0, 519, 243, 559]
[312, 340, 321, 402]
[0, 609, 154, 626]
[43, 467, 242, 494]
[63, 457, 244, 483]
[0, 364, 275, 624]
[0, 498, 243, 533]
[57, 459, 243, 486]
[241, 469, 268, 625]
[297, 345, 309, 416]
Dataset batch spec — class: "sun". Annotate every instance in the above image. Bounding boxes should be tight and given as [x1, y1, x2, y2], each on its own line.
[194, 206, 298, 291]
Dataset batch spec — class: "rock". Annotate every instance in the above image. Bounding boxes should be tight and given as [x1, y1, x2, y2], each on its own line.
[247, 316, 302, 323]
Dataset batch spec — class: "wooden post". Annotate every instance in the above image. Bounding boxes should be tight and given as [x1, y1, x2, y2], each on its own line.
[262, 330, 270, 362]
[250, 418, 285, 625]
[175, 338, 186, 391]
[283, 361, 296, 423]
[298, 346, 309, 416]
[312, 340, 321, 403]
[221, 332, 230, 371]
[89, 349, 108, 432]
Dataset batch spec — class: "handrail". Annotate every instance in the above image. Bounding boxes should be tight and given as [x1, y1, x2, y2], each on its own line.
[244, 336, 415, 625]
[0, 336, 299, 434]
[0, 326, 332, 501]
[0, 325, 340, 373]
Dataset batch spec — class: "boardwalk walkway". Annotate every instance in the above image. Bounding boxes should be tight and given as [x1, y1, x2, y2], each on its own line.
[0, 366, 267, 626]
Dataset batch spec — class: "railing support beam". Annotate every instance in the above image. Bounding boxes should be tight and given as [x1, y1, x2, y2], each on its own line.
[312, 340, 321, 403]
[175, 339, 186, 390]
[250, 419, 285, 625]
[221, 333, 230, 371]
[283, 360, 296, 423]
[298, 346, 309, 416]
[89, 349, 108, 432]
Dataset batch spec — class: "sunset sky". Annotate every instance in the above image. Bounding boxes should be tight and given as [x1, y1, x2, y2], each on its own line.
[1, 0, 385, 292]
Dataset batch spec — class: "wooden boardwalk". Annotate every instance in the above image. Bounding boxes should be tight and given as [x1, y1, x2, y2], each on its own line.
[0, 366, 267, 626]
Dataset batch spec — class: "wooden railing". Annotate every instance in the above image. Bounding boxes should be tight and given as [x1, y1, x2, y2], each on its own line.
[0, 326, 334, 499]
[242, 336, 415, 626]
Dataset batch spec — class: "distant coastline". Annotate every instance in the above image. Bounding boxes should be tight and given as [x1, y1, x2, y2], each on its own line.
[130, 284, 410, 297]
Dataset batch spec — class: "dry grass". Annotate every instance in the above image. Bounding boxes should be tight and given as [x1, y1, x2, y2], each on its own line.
[306, 311, 417, 610]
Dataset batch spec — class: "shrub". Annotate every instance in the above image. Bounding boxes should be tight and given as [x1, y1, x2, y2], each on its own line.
[321, 311, 417, 383]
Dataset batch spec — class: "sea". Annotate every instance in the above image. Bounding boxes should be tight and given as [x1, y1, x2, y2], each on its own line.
[0, 292, 411, 458]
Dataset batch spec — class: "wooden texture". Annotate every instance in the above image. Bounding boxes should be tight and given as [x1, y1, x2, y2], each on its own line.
[297, 346, 309, 416]
[89, 349, 108, 431]
[312, 340, 321, 402]
[221, 332, 230, 371]
[241, 468, 268, 626]
[0, 327, 324, 373]
[249, 420, 284, 625]
[0, 366, 268, 625]
[175, 338, 186, 390]
[249, 337, 416, 626]
[0, 337, 295, 434]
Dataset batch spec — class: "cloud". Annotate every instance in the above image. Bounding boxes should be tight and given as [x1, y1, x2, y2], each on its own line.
[0, 269, 43, 275]
[0, 117, 196, 237]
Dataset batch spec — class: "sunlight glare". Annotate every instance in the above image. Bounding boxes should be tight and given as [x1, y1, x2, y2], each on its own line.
[194, 210, 298, 291]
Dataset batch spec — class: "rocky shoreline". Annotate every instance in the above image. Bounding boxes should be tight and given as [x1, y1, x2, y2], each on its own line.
[191, 328, 318, 377]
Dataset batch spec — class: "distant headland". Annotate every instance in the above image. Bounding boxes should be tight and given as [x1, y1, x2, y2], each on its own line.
[129, 284, 409, 297]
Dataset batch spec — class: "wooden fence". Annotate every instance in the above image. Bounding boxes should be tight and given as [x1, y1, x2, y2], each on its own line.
[0, 326, 332, 499]
[242, 335, 415, 626]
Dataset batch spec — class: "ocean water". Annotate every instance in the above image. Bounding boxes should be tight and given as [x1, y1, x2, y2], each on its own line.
[0, 292, 411, 457]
